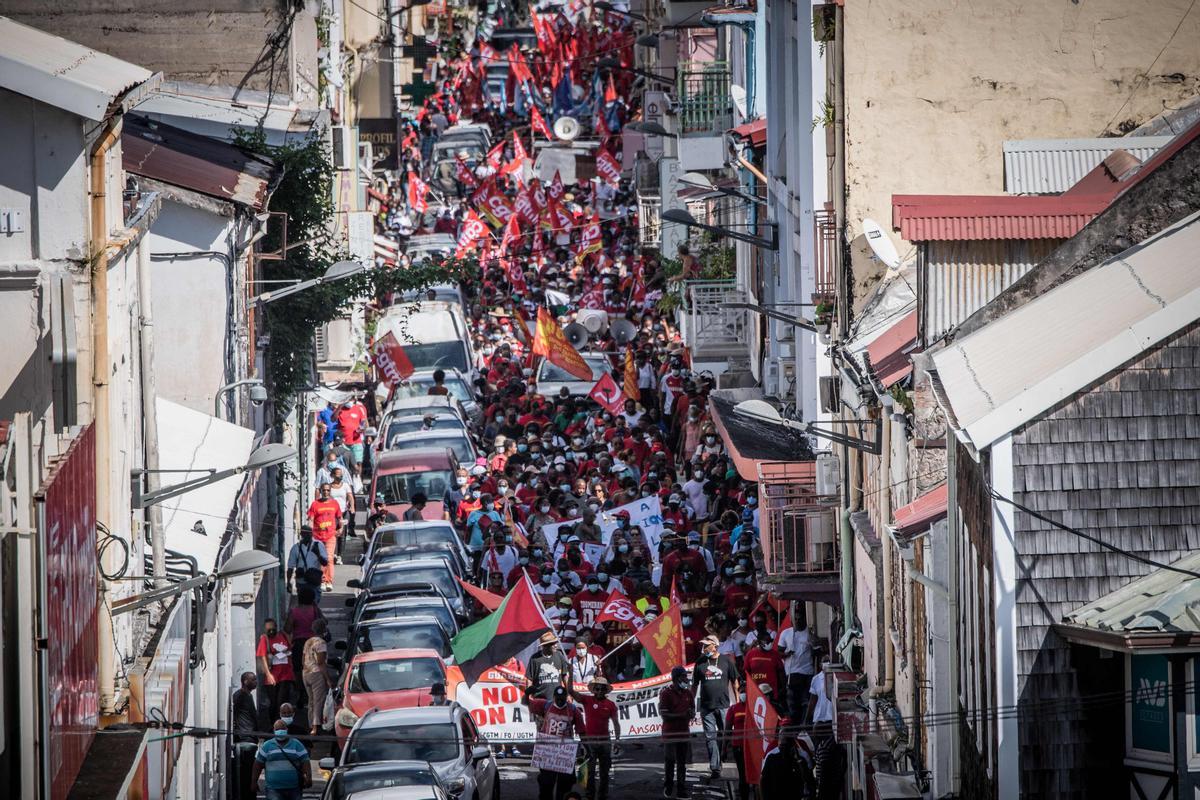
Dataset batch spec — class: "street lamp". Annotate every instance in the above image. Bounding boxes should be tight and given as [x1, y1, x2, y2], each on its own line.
[721, 302, 817, 332]
[678, 171, 767, 206]
[131, 443, 297, 509]
[597, 57, 675, 86]
[250, 260, 369, 306]
[593, 1, 649, 21]
[626, 120, 678, 138]
[661, 208, 779, 250]
[214, 378, 269, 417]
[110, 549, 278, 616]
[733, 400, 881, 455]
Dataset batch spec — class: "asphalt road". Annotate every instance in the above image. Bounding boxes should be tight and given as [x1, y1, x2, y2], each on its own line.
[301, 530, 736, 800]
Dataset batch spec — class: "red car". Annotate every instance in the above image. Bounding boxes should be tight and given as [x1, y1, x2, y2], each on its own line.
[333, 647, 448, 742]
[369, 448, 460, 521]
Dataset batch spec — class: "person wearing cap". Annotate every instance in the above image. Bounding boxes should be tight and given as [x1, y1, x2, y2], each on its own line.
[744, 630, 787, 700]
[527, 632, 571, 701]
[659, 666, 695, 798]
[545, 594, 579, 654]
[569, 677, 621, 800]
[692, 635, 738, 779]
[723, 564, 757, 618]
[521, 683, 586, 800]
[429, 681, 451, 706]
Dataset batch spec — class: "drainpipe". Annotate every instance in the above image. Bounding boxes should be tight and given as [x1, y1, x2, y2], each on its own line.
[91, 118, 122, 714]
[871, 409, 895, 697]
[138, 234, 166, 583]
[946, 439, 961, 791]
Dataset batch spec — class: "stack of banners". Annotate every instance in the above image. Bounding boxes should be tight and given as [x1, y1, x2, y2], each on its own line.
[544, 495, 665, 563]
[446, 663, 703, 743]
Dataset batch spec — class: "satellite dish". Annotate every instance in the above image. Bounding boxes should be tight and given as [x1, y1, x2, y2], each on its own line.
[564, 323, 590, 349]
[554, 116, 581, 141]
[577, 309, 609, 335]
[730, 85, 748, 119]
[610, 318, 637, 345]
[862, 218, 902, 270]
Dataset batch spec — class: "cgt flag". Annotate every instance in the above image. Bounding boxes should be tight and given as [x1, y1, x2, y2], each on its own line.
[532, 307, 593, 381]
[406, 172, 430, 214]
[531, 104, 554, 140]
[595, 590, 646, 630]
[634, 603, 684, 675]
[744, 679, 780, 785]
[372, 331, 415, 387]
[588, 371, 625, 415]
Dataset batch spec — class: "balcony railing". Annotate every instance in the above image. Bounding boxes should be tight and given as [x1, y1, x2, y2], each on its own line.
[678, 279, 752, 361]
[638, 194, 662, 247]
[676, 61, 733, 135]
[757, 460, 840, 578]
[813, 205, 837, 302]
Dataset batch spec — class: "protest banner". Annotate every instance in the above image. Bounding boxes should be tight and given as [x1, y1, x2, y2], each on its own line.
[531, 735, 578, 774]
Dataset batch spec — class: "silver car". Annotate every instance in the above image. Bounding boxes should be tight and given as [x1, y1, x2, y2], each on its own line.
[338, 705, 500, 800]
[535, 352, 613, 397]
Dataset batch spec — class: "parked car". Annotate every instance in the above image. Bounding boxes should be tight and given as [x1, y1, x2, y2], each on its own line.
[334, 615, 454, 668]
[376, 301, 475, 377]
[364, 543, 469, 583]
[334, 648, 448, 742]
[336, 706, 499, 800]
[379, 413, 468, 441]
[365, 521, 471, 573]
[369, 448, 459, 520]
[385, 430, 478, 466]
[319, 760, 451, 800]
[391, 368, 480, 423]
[351, 558, 466, 620]
[404, 238, 458, 265]
[534, 352, 613, 397]
[382, 395, 470, 425]
[352, 595, 460, 641]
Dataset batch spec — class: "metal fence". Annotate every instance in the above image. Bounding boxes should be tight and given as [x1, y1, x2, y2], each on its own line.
[676, 61, 733, 135]
[757, 460, 840, 577]
[638, 194, 662, 247]
[679, 279, 751, 360]
[813, 206, 838, 301]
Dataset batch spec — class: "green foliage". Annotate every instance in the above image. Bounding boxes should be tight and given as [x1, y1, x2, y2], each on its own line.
[699, 246, 735, 280]
[656, 291, 682, 314]
[234, 129, 466, 419]
[811, 95, 835, 131]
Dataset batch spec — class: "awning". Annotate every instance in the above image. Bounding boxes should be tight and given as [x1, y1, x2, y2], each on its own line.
[155, 397, 255, 573]
[1056, 551, 1200, 652]
[708, 394, 813, 481]
[730, 118, 767, 149]
[865, 309, 918, 386]
[892, 483, 947, 536]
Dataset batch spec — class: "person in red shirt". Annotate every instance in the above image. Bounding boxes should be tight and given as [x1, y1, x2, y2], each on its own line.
[522, 685, 586, 800]
[723, 565, 757, 618]
[743, 636, 787, 698]
[573, 575, 609, 630]
[336, 399, 367, 474]
[723, 688, 751, 800]
[659, 538, 706, 594]
[680, 610, 706, 664]
[570, 677, 621, 800]
[255, 617, 293, 724]
[507, 552, 541, 587]
[306, 484, 342, 588]
[659, 667, 695, 798]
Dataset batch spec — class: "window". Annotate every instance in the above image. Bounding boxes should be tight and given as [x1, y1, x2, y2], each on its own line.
[370, 565, 456, 596]
[346, 723, 459, 764]
[403, 341, 469, 372]
[539, 356, 607, 382]
[374, 470, 454, 504]
[348, 657, 445, 694]
[377, 526, 458, 551]
[358, 624, 450, 658]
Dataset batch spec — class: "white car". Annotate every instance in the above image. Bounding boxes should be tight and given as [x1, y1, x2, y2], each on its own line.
[336, 705, 500, 800]
[535, 352, 613, 397]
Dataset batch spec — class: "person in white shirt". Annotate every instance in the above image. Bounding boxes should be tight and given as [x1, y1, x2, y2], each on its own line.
[682, 470, 709, 520]
[778, 606, 817, 720]
[482, 531, 519, 586]
[806, 656, 834, 724]
[569, 635, 600, 684]
[620, 398, 643, 428]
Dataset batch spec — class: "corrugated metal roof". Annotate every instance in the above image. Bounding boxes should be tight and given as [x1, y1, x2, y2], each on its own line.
[892, 194, 1110, 242]
[893, 482, 947, 536]
[1003, 136, 1173, 195]
[133, 80, 322, 143]
[931, 211, 1200, 449]
[730, 118, 766, 148]
[0, 16, 159, 121]
[865, 309, 918, 386]
[122, 114, 278, 210]
[1062, 551, 1200, 634]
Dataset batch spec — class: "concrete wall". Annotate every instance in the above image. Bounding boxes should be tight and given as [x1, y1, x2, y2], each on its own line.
[841, 0, 1200, 294]
[147, 201, 234, 416]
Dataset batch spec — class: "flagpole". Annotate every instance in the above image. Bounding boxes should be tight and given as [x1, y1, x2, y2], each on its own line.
[596, 631, 639, 665]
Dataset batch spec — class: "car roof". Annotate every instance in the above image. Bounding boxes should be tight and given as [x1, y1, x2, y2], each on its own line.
[347, 788, 442, 800]
[374, 448, 456, 472]
[361, 704, 460, 729]
[348, 647, 445, 665]
[373, 558, 454, 573]
[374, 520, 456, 534]
[407, 368, 468, 382]
[355, 614, 446, 631]
[362, 595, 450, 611]
[388, 430, 470, 443]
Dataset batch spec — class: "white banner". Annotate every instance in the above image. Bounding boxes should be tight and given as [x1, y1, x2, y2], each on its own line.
[451, 664, 701, 743]
[544, 496, 665, 564]
[531, 735, 578, 774]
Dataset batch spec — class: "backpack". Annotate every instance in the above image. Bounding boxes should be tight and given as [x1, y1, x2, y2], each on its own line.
[299, 542, 324, 587]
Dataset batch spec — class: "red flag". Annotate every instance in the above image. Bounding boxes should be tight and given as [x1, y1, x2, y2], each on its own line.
[530, 105, 554, 140]
[457, 576, 504, 612]
[513, 186, 539, 226]
[506, 259, 528, 293]
[634, 604, 685, 675]
[605, 73, 618, 103]
[455, 209, 490, 256]
[509, 44, 533, 84]
[547, 171, 566, 201]
[454, 158, 479, 189]
[577, 284, 606, 310]
[623, 348, 640, 402]
[500, 213, 522, 252]
[530, 9, 556, 53]
[595, 149, 621, 185]
[577, 214, 602, 258]
[372, 331, 415, 387]
[486, 141, 506, 170]
[532, 307, 593, 380]
[502, 132, 529, 176]
[545, 196, 574, 231]
[596, 109, 611, 139]
[744, 680, 780, 785]
[406, 172, 429, 214]
[588, 371, 625, 415]
[473, 179, 513, 227]
[595, 589, 646, 629]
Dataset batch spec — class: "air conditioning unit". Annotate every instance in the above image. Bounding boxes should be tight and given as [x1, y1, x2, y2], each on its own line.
[816, 452, 841, 495]
[331, 125, 355, 171]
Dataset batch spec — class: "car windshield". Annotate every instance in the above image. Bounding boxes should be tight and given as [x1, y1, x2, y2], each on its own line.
[374, 470, 453, 504]
[362, 603, 455, 634]
[384, 417, 464, 437]
[389, 436, 473, 464]
[345, 723, 459, 765]
[348, 657, 445, 693]
[358, 624, 450, 658]
[369, 565, 456, 596]
[395, 377, 473, 405]
[403, 341, 469, 372]
[329, 767, 436, 800]
[375, 526, 458, 551]
[539, 357, 607, 383]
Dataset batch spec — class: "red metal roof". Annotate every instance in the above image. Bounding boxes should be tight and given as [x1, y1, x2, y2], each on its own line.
[891, 194, 1110, 241]
[730, 118, 767, 149]
[866, 310, 918, 386]
[893, 483, 948, 536]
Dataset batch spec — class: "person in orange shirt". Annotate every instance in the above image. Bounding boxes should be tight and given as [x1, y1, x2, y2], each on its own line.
[306, 483, 343, 589]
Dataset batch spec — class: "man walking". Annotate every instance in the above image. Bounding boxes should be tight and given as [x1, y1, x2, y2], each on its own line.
[286, 526, 328, 601]
[251, 718, 312, 799]
[231, 672, 259, 800]
[306, 484, 342, 590]
[327, 467, 355, 562]
[522, 684, 586, 800]
[692, 635, 737, 779]
[779, 606, 815, 721]
[572, 677, 620, 800]
[659, 666, 695, 799]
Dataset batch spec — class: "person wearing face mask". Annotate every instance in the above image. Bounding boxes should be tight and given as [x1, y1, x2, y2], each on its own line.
[723, 686, 752, 800]
[744, 633, 787, 700]
[507, 548, 542, 587]
[680, 610, 706, 664]
[779, 605, 817, 722]
[682, 468, 709, 520]
[570, 676, 621, 800]
[483, 530, 519, 588]
[723, 565, 757, 617]
[465, 494, 503, 574]
[252, 718, 312, 799]
[572, 574, 609, 628]
[692, 635, 739, 779]
[302, 618, 332, 735]
[534, 565, 560, 607]
[659, 531, 708, 596]
[569, 633, 601, 684]
[743, 610, 776, 651]
[576, 507, 602, 542]
[522, 684, 586, 800]
[554, 557, 584, 593]
[659, 666, 695, 799]
[693, 426, 724, 465]
[256, 618, 293, 727]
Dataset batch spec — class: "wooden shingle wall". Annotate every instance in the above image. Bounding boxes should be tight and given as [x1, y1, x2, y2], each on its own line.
[1009, 320, 1200, 798]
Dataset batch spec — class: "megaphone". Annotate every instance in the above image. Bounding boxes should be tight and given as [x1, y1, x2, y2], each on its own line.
[564, 323, 590, 349]
[610, 318, 638, 346]
[577, 308, 609, 335]
[554, 116, 581, 142]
